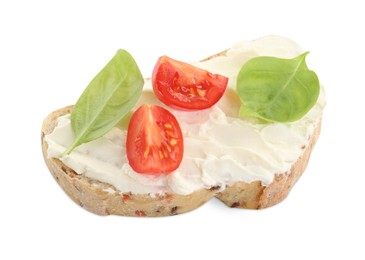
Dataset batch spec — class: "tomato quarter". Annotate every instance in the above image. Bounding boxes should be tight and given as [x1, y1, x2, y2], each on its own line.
[126, 104, 184, 174]
[152, 56, 228, 110]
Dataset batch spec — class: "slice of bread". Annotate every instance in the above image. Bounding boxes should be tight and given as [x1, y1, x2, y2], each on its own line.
[42, 44, 323, 216]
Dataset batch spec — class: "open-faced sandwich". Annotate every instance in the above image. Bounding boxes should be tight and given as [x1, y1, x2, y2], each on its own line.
[42, 35, 326, 217]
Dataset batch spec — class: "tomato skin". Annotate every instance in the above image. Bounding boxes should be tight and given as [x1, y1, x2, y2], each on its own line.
[152, 56, 228, 110]
[126, 104, 184, 174]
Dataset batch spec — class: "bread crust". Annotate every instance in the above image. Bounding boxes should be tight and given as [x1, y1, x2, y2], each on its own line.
[41, 106, 216, 217]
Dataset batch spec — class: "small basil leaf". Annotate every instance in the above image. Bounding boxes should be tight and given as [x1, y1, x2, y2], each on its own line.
[63, 49, 144, 155]
[237, 52, 320, 122]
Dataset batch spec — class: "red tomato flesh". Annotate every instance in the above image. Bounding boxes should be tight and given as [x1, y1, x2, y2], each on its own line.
[126, 104, 184, 174]
[152, 56, 228, 110]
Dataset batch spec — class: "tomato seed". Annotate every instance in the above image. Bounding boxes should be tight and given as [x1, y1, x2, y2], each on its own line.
[166, 130, 174, 136]
[159, 150, 164, 159]
[143, 147, 149, 158]
[170, 138, 177, 146]
[164, 123, 172, 129]
[197, 89, 206, 97]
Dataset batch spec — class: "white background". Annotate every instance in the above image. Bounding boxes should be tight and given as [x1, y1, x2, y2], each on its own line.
[1, 0, 364, 259]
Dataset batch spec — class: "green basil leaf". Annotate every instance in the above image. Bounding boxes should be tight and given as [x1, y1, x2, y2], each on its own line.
[63, 49, 144, 155]
[237, 52, 320, 122]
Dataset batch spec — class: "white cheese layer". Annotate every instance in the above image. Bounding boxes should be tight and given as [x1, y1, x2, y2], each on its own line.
[45, 35, 326, 195]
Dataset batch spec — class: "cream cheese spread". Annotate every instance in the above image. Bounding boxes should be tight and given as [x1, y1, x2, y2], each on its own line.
[45, 35, 326, 196]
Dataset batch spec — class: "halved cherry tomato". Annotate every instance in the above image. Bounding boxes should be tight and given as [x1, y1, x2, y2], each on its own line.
[152, 56, 228, 110]
[126, 104, 184, 174]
